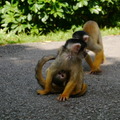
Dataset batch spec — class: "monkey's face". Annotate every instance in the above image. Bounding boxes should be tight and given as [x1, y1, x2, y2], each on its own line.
[57, 71, 67, 80]
[52, 70, 69, 87]
[64, 38, 87, 54]
[67, 43, 81, 54]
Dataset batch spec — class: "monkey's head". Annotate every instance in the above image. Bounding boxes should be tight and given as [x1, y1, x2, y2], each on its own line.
[72, 31, 89, 42]
[63, 38, 87, 54]
[52, 70, 70, 87]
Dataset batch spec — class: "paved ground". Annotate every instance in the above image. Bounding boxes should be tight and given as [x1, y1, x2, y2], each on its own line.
[0, 35, 120, 120]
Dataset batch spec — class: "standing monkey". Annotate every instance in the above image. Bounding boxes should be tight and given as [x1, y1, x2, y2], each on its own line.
[36, 38, 88, 101]
[73, 21, 105, 74]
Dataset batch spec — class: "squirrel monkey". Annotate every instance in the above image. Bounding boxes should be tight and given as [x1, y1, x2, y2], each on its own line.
[73, 20, 105, 74]
[36, 38, 88, 101]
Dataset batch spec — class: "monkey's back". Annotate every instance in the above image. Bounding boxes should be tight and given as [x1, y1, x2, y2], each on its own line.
[83, 20, 103, 51]
[50, 52, 83, 73]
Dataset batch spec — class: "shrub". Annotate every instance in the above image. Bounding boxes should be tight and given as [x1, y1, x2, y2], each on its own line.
[0, 0, 120, 34]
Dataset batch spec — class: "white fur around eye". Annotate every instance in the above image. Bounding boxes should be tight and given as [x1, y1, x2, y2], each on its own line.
[83, 35, 89, 42]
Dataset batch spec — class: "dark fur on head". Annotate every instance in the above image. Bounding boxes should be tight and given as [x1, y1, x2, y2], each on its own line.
[72, 31, 88, 39]
[64, 38, 87, 52]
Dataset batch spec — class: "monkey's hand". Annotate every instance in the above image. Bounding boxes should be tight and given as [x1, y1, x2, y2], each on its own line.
[57, 94, 69, 101]
[37, 89, 50, 95]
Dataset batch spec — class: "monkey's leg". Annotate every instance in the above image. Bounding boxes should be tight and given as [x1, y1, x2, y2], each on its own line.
[91, 50, 105, 74]
[85, 54, 94, 69]
[57, 80, 77, 101]
[71, 83, 87, 96]
[78, 83, 87, 96]
[37, 68, 53, 95]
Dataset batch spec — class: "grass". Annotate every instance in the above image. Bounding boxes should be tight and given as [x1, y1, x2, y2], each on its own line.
[0, 27, 120, 45]
[101, 27, 120, 36]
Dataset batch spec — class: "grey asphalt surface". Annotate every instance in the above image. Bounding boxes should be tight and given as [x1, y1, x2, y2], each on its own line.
[0, 35, 120, 120]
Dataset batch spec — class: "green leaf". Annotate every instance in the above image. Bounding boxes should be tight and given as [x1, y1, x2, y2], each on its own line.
[41, 14, 49, 23]
[11, 24, 18, 29]
[1, 23, 8, 27]
[27, 14, 32, 21]
[76, 0, 88, 8]
[90, 6, 102, 14]
[5, 1, 11, 6]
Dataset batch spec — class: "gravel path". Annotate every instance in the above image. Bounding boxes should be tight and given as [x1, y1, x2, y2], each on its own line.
[0, 35, 120, 120]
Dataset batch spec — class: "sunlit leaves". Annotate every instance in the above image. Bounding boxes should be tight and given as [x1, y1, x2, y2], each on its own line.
[90, 5, 102, 14]
[0, 0, 120, 34]
[27, 14, 32, 21]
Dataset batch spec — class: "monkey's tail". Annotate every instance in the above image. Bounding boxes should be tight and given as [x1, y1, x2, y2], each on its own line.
[35, 55, 56, 88]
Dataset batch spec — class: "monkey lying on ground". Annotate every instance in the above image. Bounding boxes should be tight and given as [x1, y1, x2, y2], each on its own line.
[73, 20, 105, 74]
[36, 38, 88, 101]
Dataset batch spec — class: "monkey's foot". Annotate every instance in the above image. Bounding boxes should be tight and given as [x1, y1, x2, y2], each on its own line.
[57, 94, 69, 101]
[37, 89, 49, 95]
[90, 68, 102, 74]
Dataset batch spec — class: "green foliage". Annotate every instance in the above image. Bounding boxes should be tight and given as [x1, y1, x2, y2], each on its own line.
[0, 0, 120, 35]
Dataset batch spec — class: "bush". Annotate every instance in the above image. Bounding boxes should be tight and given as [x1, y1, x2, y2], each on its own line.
[0, 0, 120, 34]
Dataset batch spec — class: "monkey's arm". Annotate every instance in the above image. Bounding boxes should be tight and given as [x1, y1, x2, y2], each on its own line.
[57, 79, 77, 101]
[91, 50, 105, 74]
[85, 53, 94, 69]
[85, 52, 104, 74]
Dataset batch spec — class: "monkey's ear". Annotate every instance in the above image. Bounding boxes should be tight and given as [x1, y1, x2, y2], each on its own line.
[83, 35, 89, 42]
[71, 43, 81, 53]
